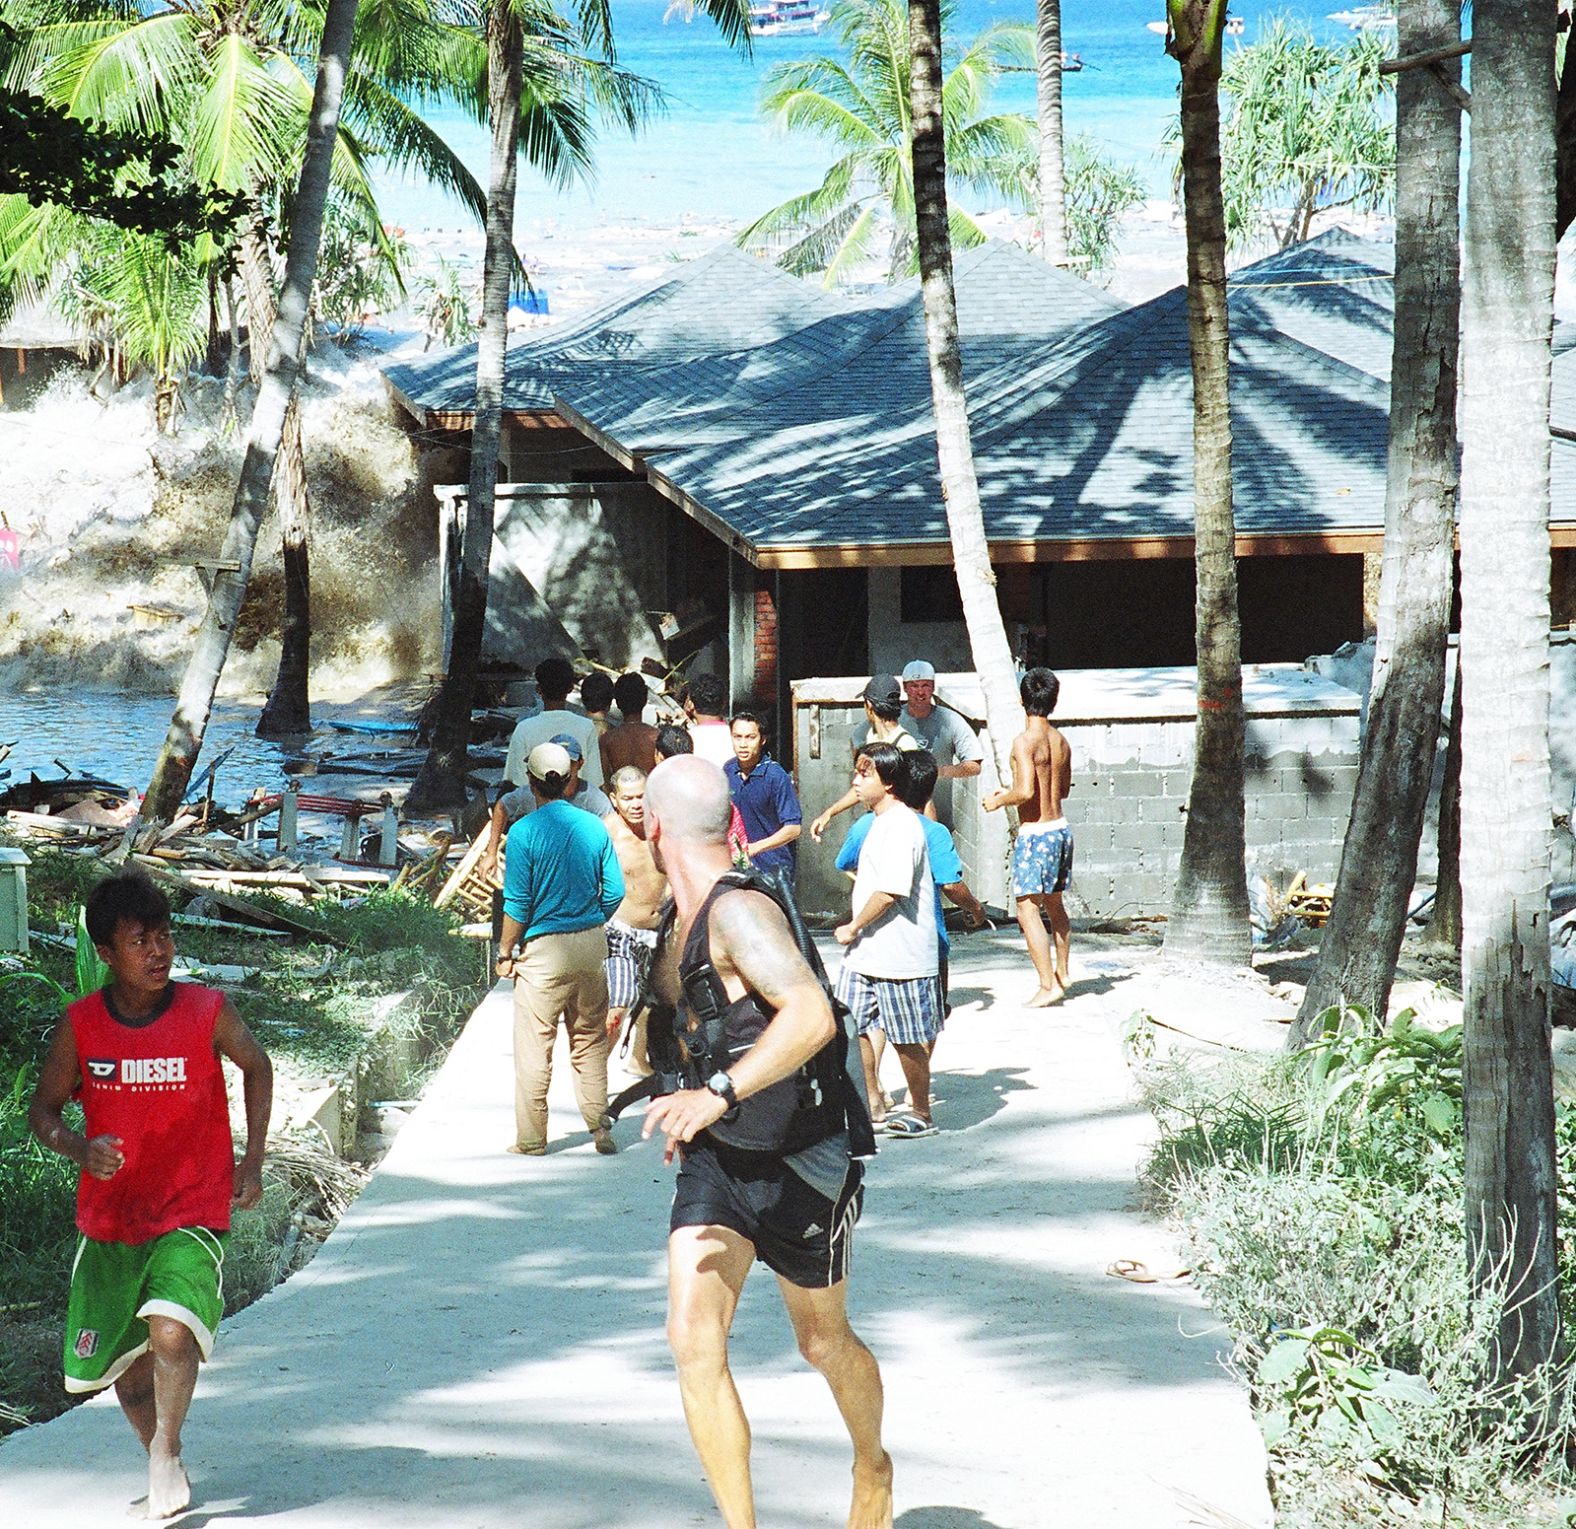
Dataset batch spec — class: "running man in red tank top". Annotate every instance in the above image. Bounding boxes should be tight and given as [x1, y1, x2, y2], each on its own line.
[28, 870, 272, 1520]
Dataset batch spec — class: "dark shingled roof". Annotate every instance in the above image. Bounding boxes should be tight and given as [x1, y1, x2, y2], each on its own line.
[621, 274, 1394, 555]
[383, 244, 841, 418]
[382, 231, 1576, 561]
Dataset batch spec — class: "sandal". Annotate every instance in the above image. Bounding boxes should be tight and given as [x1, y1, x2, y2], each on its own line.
[884, 1112, 938, 1138]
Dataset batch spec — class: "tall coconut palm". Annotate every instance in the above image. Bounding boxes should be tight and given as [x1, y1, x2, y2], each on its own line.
[1457, 0, 1562, 1388]
[1034, 0, 1066, 265]
[407, 0, 752, 812]
[146, 0, 359, 819]
[739, 0, 1036, 284]
[1289, 0, 1461, 1043]
[1163, 0, 1251, 969]
[904, 0, 1023, 778]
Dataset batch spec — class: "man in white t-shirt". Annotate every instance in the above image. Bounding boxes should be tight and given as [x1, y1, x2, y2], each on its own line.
[504, 657, 603, 790]
[832, 740, 942, 1138]
[683, 673, 735, 767]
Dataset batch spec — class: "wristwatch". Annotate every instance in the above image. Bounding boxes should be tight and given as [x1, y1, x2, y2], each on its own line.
[705, 1071, 739, 1115]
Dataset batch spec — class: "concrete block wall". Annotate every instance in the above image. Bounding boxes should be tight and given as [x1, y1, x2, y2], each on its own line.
[792, 666, 1361, 921]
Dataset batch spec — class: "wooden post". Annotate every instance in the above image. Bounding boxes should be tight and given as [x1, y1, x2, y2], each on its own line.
[378, 792, 398, 867]
[279, 781, 300, 853]
[339, 813, 359, 861]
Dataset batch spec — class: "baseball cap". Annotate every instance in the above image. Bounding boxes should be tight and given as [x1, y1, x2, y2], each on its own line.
[861, 675, 902, 707]
[548, 731, 584, 762]
[901, 660, 936, 683]
[526, 741, 573, 783]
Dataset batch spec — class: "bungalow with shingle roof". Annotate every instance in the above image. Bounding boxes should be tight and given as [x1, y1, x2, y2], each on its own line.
[383, 232, 1576, 726]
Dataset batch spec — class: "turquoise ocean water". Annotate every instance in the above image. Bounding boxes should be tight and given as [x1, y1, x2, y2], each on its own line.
[371, 0, 1366, 233]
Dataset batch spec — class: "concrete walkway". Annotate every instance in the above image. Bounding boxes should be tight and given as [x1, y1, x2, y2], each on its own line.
[0, 930, 1273, 1528]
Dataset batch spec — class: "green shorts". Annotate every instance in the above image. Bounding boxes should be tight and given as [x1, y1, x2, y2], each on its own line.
[63, 1228, 228, 1394]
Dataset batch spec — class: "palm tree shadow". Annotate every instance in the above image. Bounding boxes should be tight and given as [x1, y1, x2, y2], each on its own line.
[928, 1066, 1033, 1130]
[896, 1509, 1014, 1528]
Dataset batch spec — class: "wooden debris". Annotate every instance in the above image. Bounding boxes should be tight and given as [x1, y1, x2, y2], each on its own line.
[435, 827, 495, 921]
[1284, 871, 1335, 928]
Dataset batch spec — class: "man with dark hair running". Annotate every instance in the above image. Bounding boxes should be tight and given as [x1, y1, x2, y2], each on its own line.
[985, 666, 1074, 1006]
[641, 755, 892, 1529]
[28, 870, 273, 1519]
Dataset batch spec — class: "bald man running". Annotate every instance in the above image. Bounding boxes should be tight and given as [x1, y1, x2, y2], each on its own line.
[641, 756, 892, 1529]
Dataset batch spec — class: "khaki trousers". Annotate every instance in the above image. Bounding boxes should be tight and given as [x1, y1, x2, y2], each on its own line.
[511, 925, 611, 1148]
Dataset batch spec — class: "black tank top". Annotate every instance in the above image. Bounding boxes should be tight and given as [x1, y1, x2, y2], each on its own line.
[678, 877, 848, 1154]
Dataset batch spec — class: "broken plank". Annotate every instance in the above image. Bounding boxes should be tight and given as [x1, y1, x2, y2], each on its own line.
[132, 860, 343, 944]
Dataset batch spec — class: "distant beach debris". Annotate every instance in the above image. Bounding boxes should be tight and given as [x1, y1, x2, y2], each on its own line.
[1328, 5, 1396, 30]
[749, 0, 829, 36]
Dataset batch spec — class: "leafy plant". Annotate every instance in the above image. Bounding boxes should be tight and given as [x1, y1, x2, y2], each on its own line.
[74, 908, 108, 998]
[1301, 1003, 1462, 1139]
[1257, 1323, 1433, 1481]
[415, 256, 472, 350]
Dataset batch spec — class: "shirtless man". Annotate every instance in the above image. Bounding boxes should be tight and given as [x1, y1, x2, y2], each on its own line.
[604, 766, 669, 1072]
[641, 756, 892, 1529]
[601, 672, 661, 779]
[983, 667, 1073, 1007]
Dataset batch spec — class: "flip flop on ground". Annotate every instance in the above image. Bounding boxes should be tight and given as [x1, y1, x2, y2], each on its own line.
[1104, 1258, 1191, 1283]
[884, 1112, 938, 1138]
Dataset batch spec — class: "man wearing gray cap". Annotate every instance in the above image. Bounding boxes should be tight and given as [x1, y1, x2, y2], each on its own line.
[498, 741, 625, 1156]
[898, 660, 983, 825]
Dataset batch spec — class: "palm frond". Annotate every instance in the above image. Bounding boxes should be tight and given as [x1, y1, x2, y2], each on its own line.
[343, 77, 490, 226]
[43, 11, 202, 134]
[191, 31, 299, 193]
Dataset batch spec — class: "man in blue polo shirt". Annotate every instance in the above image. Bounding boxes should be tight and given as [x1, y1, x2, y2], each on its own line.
[724, 710, 802, 901]
[498, 741, 625, 1157]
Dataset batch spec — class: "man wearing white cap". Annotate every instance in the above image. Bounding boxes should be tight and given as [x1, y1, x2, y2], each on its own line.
[498, 741, 625, 1156]
[899, 660, 983, 825]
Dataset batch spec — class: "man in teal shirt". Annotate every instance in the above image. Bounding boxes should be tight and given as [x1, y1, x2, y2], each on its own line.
[498, 741, 625, 1156]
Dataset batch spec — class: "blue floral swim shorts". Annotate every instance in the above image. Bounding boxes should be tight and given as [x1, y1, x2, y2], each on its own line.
[1011, 822, 1073, 898]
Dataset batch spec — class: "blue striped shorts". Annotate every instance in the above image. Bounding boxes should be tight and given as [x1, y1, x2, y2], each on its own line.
[834, 966, 944, 1046]
[604, 920, 656, 1009]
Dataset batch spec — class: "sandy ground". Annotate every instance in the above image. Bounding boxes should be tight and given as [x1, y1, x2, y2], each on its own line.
[0, 927, 1272, 1529]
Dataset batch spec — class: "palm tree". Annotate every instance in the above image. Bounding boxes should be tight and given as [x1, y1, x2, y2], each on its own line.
[1290, 0, 1461, 1044]
[739, 0, 1036, 284]
[1457, 0, 1562, 1390]
[146, 0, 360, 818]
[406, 0, 751, 812]
[1034, 0, 1066, 265]
[1162, 0, 1251, 969]
[904, 0, 1023, 777]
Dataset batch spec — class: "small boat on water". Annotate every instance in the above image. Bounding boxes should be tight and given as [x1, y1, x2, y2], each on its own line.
[749, 0, 828, 36]
[1061, 50, 1084, 72]
[1145, 19, 1168, 34]
[1226, 14, 1244, 35]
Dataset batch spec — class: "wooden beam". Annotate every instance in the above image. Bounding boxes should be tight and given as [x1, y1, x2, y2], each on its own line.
[1379, 39, 1471, 74]
[755, 530, 1394, 569]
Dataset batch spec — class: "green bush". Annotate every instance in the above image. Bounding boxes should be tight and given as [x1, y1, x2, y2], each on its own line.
[1139, 1004, 1576, 1527]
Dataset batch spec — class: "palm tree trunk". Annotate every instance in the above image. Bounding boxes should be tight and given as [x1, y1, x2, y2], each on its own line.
[1162, 0, 1250, 968]
[144, 0, 358, 820]
[905, 0, 1024, 778]
[1458, 0, 1561, 1388]
[1035, 0, 1068, 266]
[1290, 0, 1462, 1045]
[257, 398, 314, 736]
[238, 226, 316, 739]
[405, 0, 523, 813]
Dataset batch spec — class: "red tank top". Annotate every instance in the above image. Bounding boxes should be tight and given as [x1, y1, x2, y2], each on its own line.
[69, 983, 235, 1244]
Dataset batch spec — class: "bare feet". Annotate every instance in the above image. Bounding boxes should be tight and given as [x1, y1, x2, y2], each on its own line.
[134, 1449, 190, 1519]
[848, 1451, 894, 1529]
[1025, 984, 1065, 1008]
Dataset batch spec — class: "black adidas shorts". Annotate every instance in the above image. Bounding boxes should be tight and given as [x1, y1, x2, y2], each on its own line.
[671, 1140, 864, 1289]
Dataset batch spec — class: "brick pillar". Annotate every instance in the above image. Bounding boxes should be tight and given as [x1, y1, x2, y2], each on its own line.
[753, 577, 779, 706]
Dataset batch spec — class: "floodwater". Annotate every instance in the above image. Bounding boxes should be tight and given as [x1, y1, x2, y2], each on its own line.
[1, 691, 304, 809]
